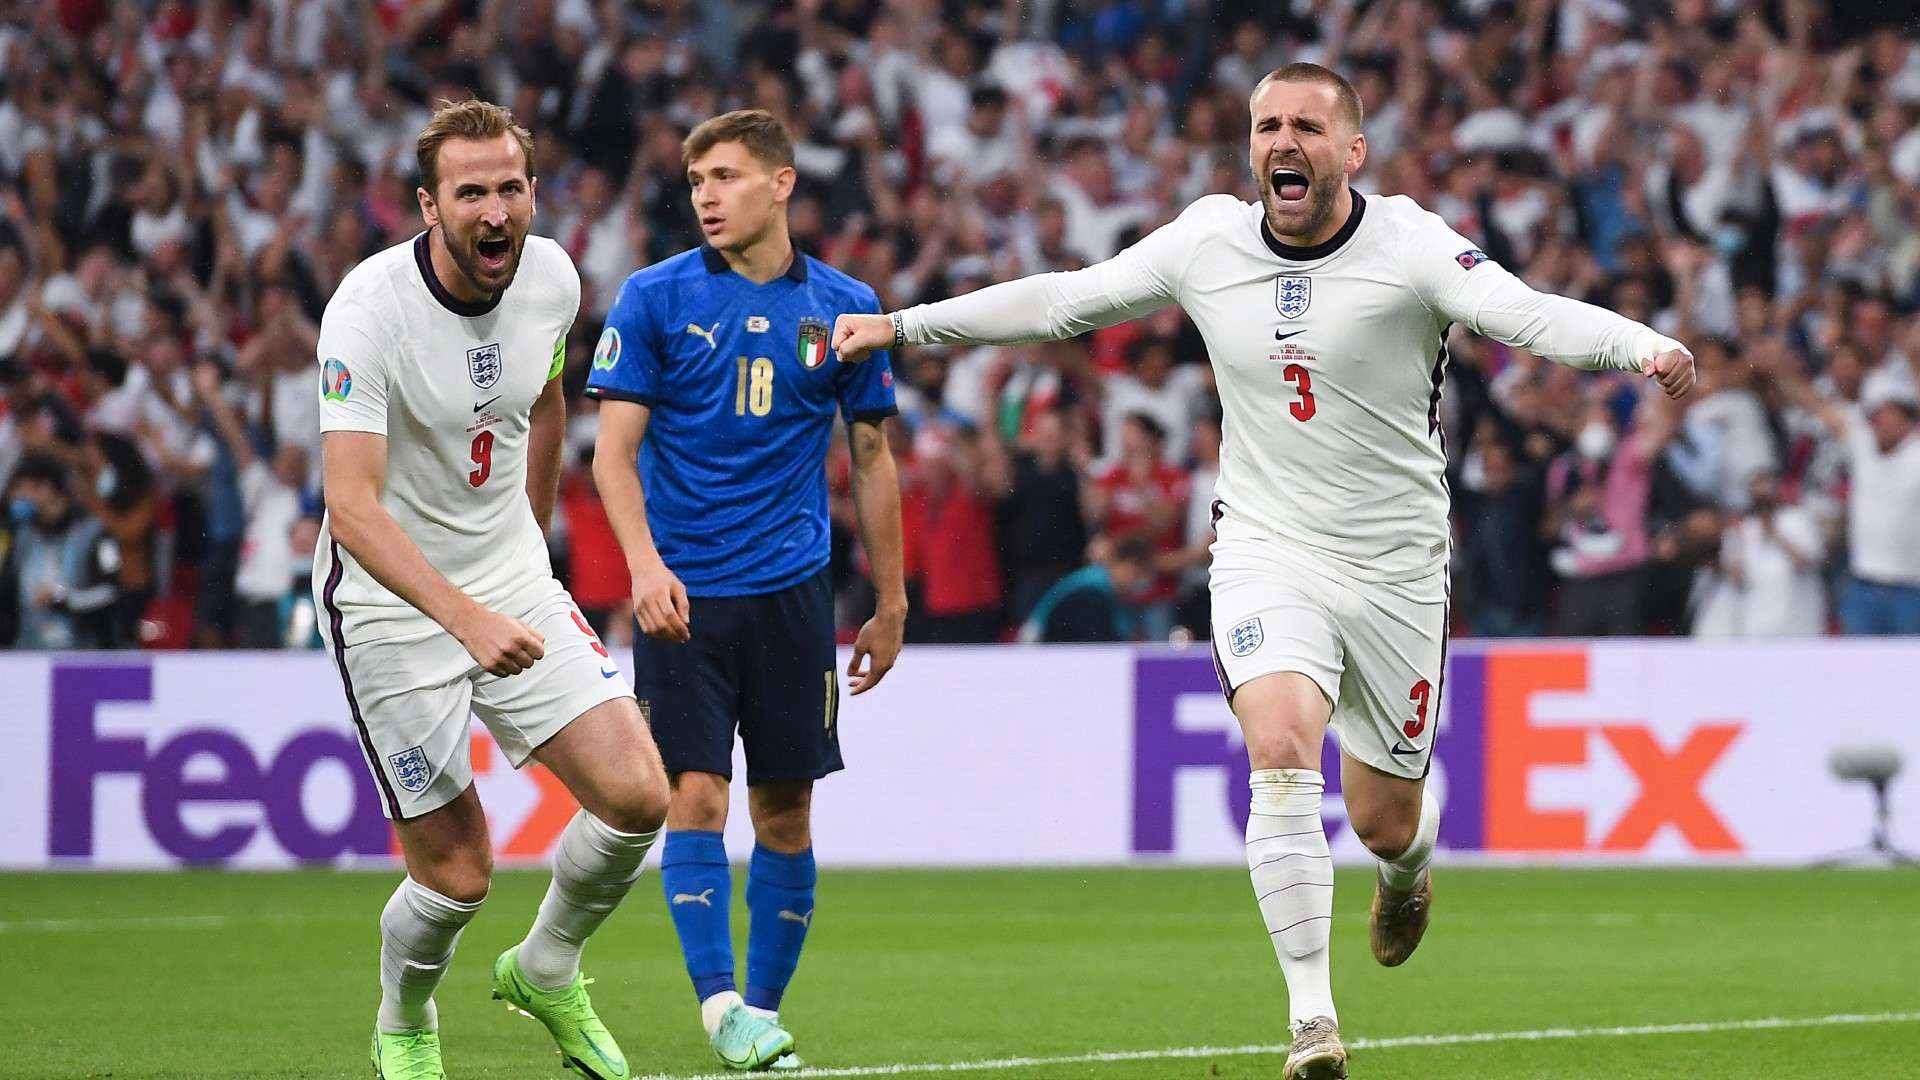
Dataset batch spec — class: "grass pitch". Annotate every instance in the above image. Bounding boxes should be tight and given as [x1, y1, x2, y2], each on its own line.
[3, 866, 1916, 1078]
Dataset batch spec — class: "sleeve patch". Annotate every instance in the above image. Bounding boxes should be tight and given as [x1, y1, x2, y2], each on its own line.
[1456, 249, 1491, 270]
[592, 327, 621, 371]
[548, 336, 566, 380]
[321, 357, 352, 401]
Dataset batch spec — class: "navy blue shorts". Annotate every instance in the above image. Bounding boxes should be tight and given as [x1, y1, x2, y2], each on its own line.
[632, 567, 843, 785]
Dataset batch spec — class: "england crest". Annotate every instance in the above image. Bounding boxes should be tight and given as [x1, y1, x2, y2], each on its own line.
[797, 317, 830, 370]
[1228, 617, 1265, 657]
[1275, 276, 1311, 320]
[388, 746, 432, 793]
[467, 342, 503, 389]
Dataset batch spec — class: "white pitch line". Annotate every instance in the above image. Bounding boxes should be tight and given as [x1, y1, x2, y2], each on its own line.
[636, 1010, 1920, 1080]
[0, 912, 340, 934]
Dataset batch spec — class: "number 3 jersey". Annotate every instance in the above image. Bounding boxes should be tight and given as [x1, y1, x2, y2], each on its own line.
[314, 231, 579, 644]
[899, 192, 1686, 602]
[584, 246, 897, 597]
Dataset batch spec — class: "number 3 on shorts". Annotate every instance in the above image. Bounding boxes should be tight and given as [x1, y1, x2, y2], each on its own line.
[1405, 678, 1432, 738]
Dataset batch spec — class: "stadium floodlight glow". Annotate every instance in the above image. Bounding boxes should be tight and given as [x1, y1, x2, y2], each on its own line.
[1818, 740, 1916, 867]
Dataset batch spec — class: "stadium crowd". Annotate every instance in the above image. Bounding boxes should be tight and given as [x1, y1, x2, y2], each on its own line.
[2, 0, 1919, 650]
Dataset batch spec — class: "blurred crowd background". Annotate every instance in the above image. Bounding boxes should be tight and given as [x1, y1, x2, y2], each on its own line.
[3, 0, 1919, 652]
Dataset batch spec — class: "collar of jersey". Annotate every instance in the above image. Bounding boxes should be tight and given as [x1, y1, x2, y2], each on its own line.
[413, 231, 503, 318]
[700, 244, 809, 283]
[1259, 189, 1366, 262]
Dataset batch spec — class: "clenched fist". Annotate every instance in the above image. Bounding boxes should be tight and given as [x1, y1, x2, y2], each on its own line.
[832, 313, 895, 364]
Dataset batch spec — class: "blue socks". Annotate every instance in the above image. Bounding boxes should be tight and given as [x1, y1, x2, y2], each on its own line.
[660, 830, 735, 1001]
[745, 845, 817, 1012]
[661, 832, 818, 1010]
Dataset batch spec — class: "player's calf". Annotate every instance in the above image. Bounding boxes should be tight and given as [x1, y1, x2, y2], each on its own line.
[1368, 788, 1439, 967]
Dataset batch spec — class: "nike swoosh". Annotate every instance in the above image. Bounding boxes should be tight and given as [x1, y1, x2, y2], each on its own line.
[1275, 330, 1306, 341]
[473, 395, 502, 412]
[1389, 742, 1423, 756]
[600, 667, 618, 679]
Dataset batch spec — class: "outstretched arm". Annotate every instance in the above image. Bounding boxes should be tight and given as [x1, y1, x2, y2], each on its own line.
[834, 199, 1210, 361]
[1404, 217, 1696, 399]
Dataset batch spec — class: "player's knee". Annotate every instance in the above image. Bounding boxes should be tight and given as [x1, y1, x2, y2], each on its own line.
[751, 807, 811, 854]
[417, 849, 492, 905]
[601, 775, 670, 835]
[1348, 805, 1418, 861]
[1243, 727, 1320, 772]
[668, 773, 730, 831]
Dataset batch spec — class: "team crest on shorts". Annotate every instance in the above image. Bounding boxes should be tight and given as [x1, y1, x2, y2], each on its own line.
[467, 342, 503, 389]
[1275, 276, 1311, 319]
[1228, 617, 1265, 657]
[388, 746, 432, 793]
[797, 317, 830, 369]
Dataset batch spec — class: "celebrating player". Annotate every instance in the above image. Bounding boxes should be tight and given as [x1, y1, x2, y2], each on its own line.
[587, 109, 905, 1071]
[314, 99, 670, 1080]
[833, 64, 1694, 1079]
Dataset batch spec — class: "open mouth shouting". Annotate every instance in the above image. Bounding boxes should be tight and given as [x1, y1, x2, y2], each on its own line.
[1270, 166, 1311, 206]
[475, 234, 512, 273]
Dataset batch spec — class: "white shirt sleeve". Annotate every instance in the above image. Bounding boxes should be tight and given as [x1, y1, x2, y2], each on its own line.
[899, 196, 1216, 346]
[316, 289, 395, 436]
[1398, 206, 1685, 374]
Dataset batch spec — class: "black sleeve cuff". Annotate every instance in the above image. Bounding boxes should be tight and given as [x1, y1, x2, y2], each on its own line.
[584, 386, 657, 407]
[849, 407, 900, 426]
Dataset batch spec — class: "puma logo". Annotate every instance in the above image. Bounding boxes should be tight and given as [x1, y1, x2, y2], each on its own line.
[686, 322, 719, 350]
[671, 888, 715, 907]
[778, 909, 813, 928]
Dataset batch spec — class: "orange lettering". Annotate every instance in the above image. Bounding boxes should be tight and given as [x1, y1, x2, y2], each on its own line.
[1598, 725, 1741, 852]
[1485, 652, 1589, 851]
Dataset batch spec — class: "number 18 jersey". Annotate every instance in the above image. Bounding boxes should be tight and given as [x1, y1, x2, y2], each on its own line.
[314, 232, 579, 645]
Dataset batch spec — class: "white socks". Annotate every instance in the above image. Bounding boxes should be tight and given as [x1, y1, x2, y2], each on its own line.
[378, 877, 483, 1033]
[1380, 787, 1440, 892]
[1247, 768, 1336, 1026]
[518, 811, 661, 990]
[701, 989, 745, 1036]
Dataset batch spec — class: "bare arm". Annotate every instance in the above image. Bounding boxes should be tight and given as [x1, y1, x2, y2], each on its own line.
[591, 399, 689, 642]
[191, 362, 255, 471]
[846, 419, 906, 695]
[526, 377, 565, 539]
[322, 430, 545, 675]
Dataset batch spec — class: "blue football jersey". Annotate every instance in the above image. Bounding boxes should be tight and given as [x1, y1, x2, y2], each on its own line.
[585, 246, 897, 596]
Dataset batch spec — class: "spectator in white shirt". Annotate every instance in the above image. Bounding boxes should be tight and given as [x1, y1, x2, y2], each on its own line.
[1766, 343, 1920, 634]
[1697, 473, 1828, 637]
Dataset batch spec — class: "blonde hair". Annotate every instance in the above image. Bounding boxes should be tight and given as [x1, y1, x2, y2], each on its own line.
[415, 98, 536, 194]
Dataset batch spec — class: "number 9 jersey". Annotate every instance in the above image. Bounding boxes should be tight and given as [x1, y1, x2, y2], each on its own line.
[314, 231, 580, 645]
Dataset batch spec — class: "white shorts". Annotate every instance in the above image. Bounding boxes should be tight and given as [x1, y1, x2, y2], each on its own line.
[321, 581, 634, 820]
[1208, 507, 1449, 780]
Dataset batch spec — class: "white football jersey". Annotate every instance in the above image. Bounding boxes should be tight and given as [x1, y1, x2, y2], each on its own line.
[901, 192, 1683, 600]
[314, 232, 579, 643]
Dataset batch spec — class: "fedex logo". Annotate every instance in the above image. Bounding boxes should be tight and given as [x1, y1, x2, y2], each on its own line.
[49, 664, 388, 863]
[1131, 648, 1743, 857]
[1460, 650, 1742, 853]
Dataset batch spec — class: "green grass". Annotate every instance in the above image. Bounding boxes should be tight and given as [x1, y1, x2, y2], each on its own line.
[2, 867, 1917, 1078]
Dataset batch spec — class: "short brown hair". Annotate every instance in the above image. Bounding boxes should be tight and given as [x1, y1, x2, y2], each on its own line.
[416, 98, 536, 194]
[1251, 63, 1364, 133]
[682, 109, 795, 170]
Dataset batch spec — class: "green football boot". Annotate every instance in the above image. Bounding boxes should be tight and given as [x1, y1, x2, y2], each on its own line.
[709, 1003, 796, 1071]
[491, 946, 631, 1080]
[371, 1028, 446, 1080]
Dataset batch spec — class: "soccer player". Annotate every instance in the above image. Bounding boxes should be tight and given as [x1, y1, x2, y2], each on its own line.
[587, 110, 905, 1071]
[834, 64, 1694, 1079]
[314, 99, 671, 1080]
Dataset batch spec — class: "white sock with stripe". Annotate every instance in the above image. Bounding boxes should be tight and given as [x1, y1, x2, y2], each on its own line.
[518, 810, 661, 990]
[378, 877, 483, 1033]
[1247, 768, 1336, 1026]
[1379, 787, 1440, 892]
